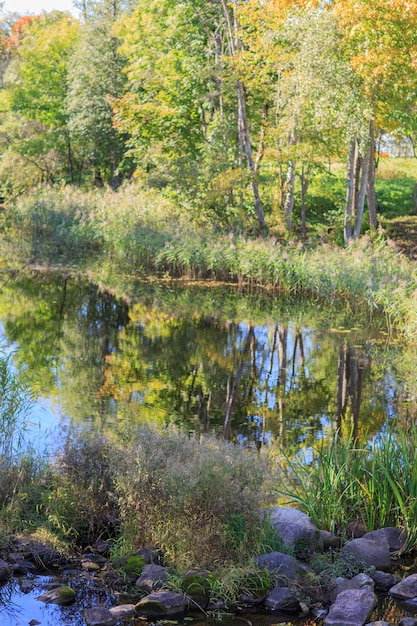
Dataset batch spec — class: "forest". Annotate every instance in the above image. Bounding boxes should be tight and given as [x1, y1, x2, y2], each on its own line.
[0, 0, 416, 243]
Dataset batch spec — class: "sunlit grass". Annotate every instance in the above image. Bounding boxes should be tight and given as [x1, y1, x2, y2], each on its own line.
[276, 427, 417, 552]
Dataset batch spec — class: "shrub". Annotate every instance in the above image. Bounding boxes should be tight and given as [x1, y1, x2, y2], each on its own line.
[114, 425, 271, 569]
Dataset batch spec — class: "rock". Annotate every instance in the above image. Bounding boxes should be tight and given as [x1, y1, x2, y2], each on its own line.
[257, 551, 298, 580]
[36, 585, 76, 605]
[328, 577, 359, 604]
[341, 538, 392, 571]
[29, 621, 41, 626]
[83, 607, 115, 626]
[12, 560, 37, 575]
[182, 569, 210, 610]
[82, 559, 102, 572]
[321, 530, 341, 550]
[389, 573, 417, 600]
[363, 528, 406, 553]
[263, 587, 300, 612]
[135, 563, 168, 591]
[93, 540, 112, 555]
[399, 619, 417, 626]
[371, 570, 400, 591]
[324, 588, 376, 626]
[351, 573, 375, 590]
[135, 590, 187, 618]
[364, 622, 390, 626]
[108, 604, 136, 620]
[266, 506, 323, 557]
[137, 546, 163, 565]
[19, 578, 35, 593]
[0, 558, 11, 580]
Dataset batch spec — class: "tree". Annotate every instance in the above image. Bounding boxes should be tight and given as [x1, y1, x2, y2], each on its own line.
[0, 11, 80, 188]
[333, 0, 417, 242]
[66, 3, 129, 187]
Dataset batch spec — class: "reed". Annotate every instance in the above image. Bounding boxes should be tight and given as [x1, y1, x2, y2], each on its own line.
[277, 427, 417, 552]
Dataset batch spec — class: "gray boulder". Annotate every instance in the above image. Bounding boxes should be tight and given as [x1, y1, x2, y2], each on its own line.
[108, 605, 136, 620]
[266, 507, 323, 557]
[135, 564, 168, 592]
[399, 619, 417, 626]
[365, 622, 390, 626]
[324, 588, 376, 626]
[371, 570, 400, 591]
[341, 538, 392, 571]
[257, 551, 297, 580]
[83, 607, 115, 626]
[328, 577, 359, 604]
[263, 587, 300, 612]
[351, 573, 375, 591]
[389, 573, 417, 600]
[135, 590, 187, 618]
[362, 528, 406, 553]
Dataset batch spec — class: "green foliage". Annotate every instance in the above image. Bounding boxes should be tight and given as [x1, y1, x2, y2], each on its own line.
[277, 426, 417, 553]
[115, 425, 270, 569]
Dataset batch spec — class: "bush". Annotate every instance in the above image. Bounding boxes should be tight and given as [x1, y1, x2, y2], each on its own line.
[114, 425, 271, 569]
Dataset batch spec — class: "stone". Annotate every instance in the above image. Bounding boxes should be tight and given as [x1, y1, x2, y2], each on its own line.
[36, 585, 76, 605]
[266, 506, 323, 557]
[324, 588, 376, 626]
[12, 560, 37, 575]
[341, 538, 392, 571]
[399, 619, 417, 626]
[364, 622, 390, 626]
[351, 573, 374, 590]
[83, 607, 115, 626]
[182, 569, 210, 610]
[389, 573, 417, 600]
[135, 563, 168, 591]
[19, 578, 35, 593]
[362, 528, 406, 553]
[256, 551, 298, 580]
[0, 558, 11, 580]
[135, 590, 187, 618]
[108, 604, 136, 620]
[320, 530, 341, 550]
[328, 577, 358, 604]
[371, 570, 400, 591]
[263, 587, 300, 612]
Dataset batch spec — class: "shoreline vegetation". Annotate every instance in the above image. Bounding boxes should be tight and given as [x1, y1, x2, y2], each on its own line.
[0, 175, 417, 619]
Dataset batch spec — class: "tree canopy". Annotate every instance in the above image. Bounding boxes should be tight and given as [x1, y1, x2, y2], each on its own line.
[0, 0, 416, 237]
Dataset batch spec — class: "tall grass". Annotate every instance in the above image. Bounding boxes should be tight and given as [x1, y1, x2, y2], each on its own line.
[276, 427, 417, 553]
[3, 185, 417, 323]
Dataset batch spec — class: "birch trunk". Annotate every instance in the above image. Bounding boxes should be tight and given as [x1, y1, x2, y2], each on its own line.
[367, 120, 378, 230]
[352, 145, 370, 240]
[220, 0, 267, 231]
[283, 161, 295, 232]
[344, 139, 356, 244]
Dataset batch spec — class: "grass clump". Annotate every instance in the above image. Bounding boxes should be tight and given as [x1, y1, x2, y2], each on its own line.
[277, 426, 417, 552]
[115, 425, 271, 570]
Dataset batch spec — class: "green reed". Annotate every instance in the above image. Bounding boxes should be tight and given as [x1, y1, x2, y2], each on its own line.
[277, 427, 417, 552]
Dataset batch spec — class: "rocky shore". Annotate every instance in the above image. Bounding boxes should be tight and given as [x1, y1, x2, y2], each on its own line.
[1, 507, 417, 626]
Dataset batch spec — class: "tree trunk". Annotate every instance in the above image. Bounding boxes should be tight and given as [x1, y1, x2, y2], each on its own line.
[237, 81, 267, 231]
[220, 0, 267, 232]
[344, 139, 356, 244]
[352, 145, 370, 240]
[414, 182, 417, 214]
[367, 120, 378, 230]
[283, 161, 295, 232]
[300, 166, 309, 238]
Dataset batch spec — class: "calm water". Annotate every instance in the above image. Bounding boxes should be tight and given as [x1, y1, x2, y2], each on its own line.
[1, 269, 416, 626]
[0, 269, 411, 452]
